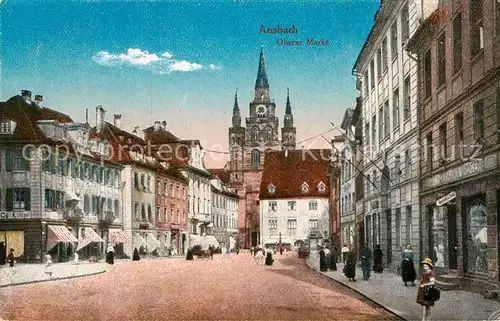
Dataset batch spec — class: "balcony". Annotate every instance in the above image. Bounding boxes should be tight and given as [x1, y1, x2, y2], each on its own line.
[192, 213, 212, 223]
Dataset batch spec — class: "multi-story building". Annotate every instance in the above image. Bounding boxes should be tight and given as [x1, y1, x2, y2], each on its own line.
[143, 123, 213, 247]
[259, 149, 331, 248]
[0, 91, 125, 262]
[227, 48, 297, 249]
[210, 174, 239, 251]
[328, 150, 341, 248]
[339, 108, 357, 248]
[407, 0, 500, 289]
[90, 110, 157, 258]
[155, 159, 189, 256]
[353, 0, 423, 270]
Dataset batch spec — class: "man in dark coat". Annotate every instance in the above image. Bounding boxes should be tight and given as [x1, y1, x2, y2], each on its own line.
[186, 247, 194, 261]
[265, 249, 274, 266]
[132, 248, 140, 261]
[343, 246, 356, 282]
[373, 244, 384, 273]
[361, 243, 372, 280]
[0, 242, 6, 265]
[319, 247, 328, 272]
[329, 246, 338, 271]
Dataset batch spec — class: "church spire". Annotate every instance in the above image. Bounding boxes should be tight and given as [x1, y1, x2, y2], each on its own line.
[232, 88, 241, 127]
[255, 46, 269, 89]
[285, 88, 292, 115]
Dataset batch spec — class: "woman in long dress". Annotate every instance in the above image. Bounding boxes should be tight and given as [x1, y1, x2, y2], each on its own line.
[343, 247, 356, 282]
[319, 248, 327, 272]
[373, 244, 384, 273]
[265, 249, 274, 266]
[401, 244, 416, 286]
[106, 243, 115, 265]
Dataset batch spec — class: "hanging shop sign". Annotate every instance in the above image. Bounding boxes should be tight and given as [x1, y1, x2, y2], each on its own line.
[436, 191, 456, 206]
[0, 212, 31, 219]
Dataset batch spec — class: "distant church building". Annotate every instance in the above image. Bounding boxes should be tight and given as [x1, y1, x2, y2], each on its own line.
[228, 48, 296, 248]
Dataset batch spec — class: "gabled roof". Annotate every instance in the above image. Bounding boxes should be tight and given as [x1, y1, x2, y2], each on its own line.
[207, 168, 230, 184]
[143, 126, 181, 144]
[259, 149, 331, 199]
[0, 95, 73, 143]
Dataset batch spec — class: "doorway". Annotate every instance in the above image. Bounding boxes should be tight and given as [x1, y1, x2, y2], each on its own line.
[447, 204, 458, 270]
[386, 209, 392, 264]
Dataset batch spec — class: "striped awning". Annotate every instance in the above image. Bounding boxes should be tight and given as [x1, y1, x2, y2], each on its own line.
[47, 225, 78, 251]
[77, 227, 104, 251]
[109, 229, 128, 244]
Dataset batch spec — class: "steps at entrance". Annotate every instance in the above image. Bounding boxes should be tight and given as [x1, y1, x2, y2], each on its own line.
[436, 274, 460, 291]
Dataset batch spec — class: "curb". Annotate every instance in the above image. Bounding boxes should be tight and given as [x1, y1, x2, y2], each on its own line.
[0, 269, 106, 288]
[305, 262, 406, 321]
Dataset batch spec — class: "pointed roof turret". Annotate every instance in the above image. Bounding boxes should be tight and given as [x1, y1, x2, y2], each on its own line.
[232, 88, 241, 127]
[233, 88, 240, 112]
[255, 47, 269, 89]
[285, 88, 292, 115]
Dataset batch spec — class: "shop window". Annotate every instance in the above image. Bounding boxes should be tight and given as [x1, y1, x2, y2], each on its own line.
[431, 206, 446, 268]
[465, 198, 488, 274]
[6, 188, 31, 211]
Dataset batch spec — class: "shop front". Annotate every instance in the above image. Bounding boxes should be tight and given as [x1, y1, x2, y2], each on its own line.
[0, 214, 45, 263]
[108, 228, 127, 258]
[420, 155, 500, 288]
[132, 230, 159, 255]
[46, 224, 79, 262]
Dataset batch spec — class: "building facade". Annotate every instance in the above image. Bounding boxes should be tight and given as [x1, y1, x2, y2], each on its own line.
[259, 149, 331, 247]
[228, 48, 297, 249]
[407, 0, 500, 289]
[0, 92, 125, 262]
[210, 176, 239, 251]
[354, 0, 423, 270]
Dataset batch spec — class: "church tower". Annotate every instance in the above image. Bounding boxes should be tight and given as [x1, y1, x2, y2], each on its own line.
[281, 88, 296, 150]
[228, 89, 245, 184]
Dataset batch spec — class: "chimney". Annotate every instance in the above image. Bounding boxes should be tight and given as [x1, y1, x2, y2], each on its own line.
[114, 114, 122, 129]
[154, 121, 161, 132]
[34, 95, 43, 107]
[96, 105, 105, 133]
[21, 90, 32, 104]
[161, 121, 167, 130]
[133, 126, 139, 134]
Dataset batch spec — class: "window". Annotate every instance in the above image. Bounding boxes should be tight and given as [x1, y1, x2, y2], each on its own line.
[318, 182, 326, 193]
[474, 101, 485, 141]
[309, 219, 318, 229]
[114, 200, 119, 217]
[455, 112, 464, 158]
[384, 100, 390, 138]
[401, 3, 409, 44]
[378, 107, 383, 141]
[402, 206, 411, 246]
[301, 182, 309, 194]
[177, 210, 180, 224]
[373, 170, 378, 190]
[287, 201, 296, 211]
[364, 123, 370, 148]
[45, 189, 55, 210]
[147, 176, 151, 192]
[395, 208, 401, 247]
[372, 115, 377, 147]
[426, 133, 433, 171]
[251, 126, 259, 141]
[164, 208, 167, 222]
[141, 203, 146, 221]
[6, 188, 31, 211]
[497, 89, 500, 141]
[377, 48, 382, 80]
[268, 201, 277, 211]
[405, 150, 411, 178]
[265, 127, 272, 142]
[453, 14, 463, 73]
[382, 37, 388, 71]
[424, 49, 432, 99]
[83, 195, 90, 213]
[171, 206, 175, 222]
[269, 219, 277, 229]
[437, 32, 446, 87]
[0, 120, 10, 134]
[364, 71, 369, 96]
[134, 173, 139, 189]
[309, 200, 318, 211]
[470, 0, 484, 57]
[370, 60, 375, 89]
[366, 174, 371, 194]
[496, 0, 500, 36]
[147, 205, 152, 222]
[5, 149, 29, 172]
[134, 203, 139, 220]
[140, 174, 145, 190]
[287, 219, 297, 229]
[251, 149, 260, 168]
[395, 155, 401, 180]
[403, 76, 411, 121]
[439, 123, 447, 161]
[391, 21, 398, 60]
[393, 88, 400, 129]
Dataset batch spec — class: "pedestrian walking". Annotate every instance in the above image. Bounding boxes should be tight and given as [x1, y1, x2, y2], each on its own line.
[265, 248, 274, 266]
[373, 244, 383, 273]
[343, 246, 356, 282]
[319, 247, 328, 272]
[402, 244, 417, 286]
[132, 248, 141, 261]
[341, 244, 349, 264]
[73, 252, 79, 264]
[186, 247, 194, 261]
[254, 249, 264, 265]
[45, 254, 53, 278]
[416, 258, 440, 321]
[329, 245, 338, 271]
[209, 245, 214, 260]
[361, 243, 372, 280]
[7, 248, 15, 267]
[279, 246, 283, 256]
[0, 242, 6, 265]
[324, 247, 331, 270]
[106, 243, 115, 265]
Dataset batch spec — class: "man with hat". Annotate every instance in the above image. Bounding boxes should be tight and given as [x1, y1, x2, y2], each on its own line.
[416, 257, 439, 321]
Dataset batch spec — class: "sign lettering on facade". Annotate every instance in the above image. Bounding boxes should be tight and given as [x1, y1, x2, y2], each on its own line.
[0, 212, 31, 219]
[436, 191, 456, 206]
[430, 158, 492, 188]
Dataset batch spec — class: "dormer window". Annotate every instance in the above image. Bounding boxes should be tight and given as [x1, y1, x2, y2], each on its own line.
[0, 120, 11, 134]
[318, 181, 326, 193]
[267, 183, 276, 194]
[301, 182, 309, 194]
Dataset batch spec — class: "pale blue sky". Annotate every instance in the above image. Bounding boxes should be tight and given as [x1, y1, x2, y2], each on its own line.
[1, 0, 379, 167]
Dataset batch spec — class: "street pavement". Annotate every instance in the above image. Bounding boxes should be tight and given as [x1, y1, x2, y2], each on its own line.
[0, 261, 107, 287]
[0, 252, 400, 320]
[307, 252, 500, 321]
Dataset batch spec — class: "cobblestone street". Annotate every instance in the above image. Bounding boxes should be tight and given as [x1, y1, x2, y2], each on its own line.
[0, 253, 400, 320]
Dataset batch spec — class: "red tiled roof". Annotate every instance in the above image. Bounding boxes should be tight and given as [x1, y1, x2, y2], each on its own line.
[143, 126, 181, 144]
[208, 168, 230, 184]
[0, 95, 73, 142]
[259, 149, 332, 199]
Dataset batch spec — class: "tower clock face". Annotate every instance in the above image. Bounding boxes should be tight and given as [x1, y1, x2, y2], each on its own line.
[257, 104, 266, 116]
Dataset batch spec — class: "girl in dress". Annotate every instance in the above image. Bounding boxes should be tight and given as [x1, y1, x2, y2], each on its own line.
[416, 258, 439, 321]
